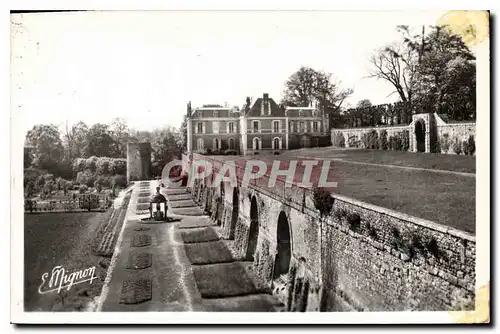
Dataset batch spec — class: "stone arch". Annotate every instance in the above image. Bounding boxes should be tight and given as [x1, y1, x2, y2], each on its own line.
[415, 119, 426, 152]
[246, 196, 259, 261]
[229, 186, 239, 239]
[274, 211, 292, 278]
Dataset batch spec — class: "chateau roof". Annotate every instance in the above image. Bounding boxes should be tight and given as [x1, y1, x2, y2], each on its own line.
[246, 97, 285, 117]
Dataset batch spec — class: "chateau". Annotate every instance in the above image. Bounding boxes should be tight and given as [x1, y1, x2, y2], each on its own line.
[186, 93, 330, 155]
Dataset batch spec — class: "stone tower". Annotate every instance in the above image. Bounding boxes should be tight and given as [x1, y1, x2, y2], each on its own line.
[126, 142, 152, 182]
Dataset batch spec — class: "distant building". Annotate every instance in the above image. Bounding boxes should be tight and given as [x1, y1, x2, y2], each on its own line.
[186, 93, 330, 155]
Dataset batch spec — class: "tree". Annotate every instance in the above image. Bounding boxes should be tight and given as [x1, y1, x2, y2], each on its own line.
[413, 26, 476, 119]
[84, 124, 119, 157]
[63, 121, 89, 160]
[25, 124, 64, 172]
[110, 118, 131, 158]
[282, 67, 353, 110]
[369, 25, 476, 120]
[179, 115, 188, 152]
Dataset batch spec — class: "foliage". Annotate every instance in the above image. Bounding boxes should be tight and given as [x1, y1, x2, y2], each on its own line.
[379, 130, 388, 150]
[111, 174, 127, 188]
[346, 213, 361, 232]
[25, 124, 64, 172]
[94, 180, 102, 193]
[452, 138, 462, 155]
[282, 66, 353, 126]
[369, 25, 476, 121]
[342, 101, 411, 128]
[76, 171, 97, 188]
[78, 185, 88, 194]
[312, 187, 335, 216]
[462, 135, 475, 155]
[347, 135, 360, 148]
[363, 130, 379, 149]
[401, 130, 410, 151]
[440, 133, 451, 153]
[96, 157, 111, 175]
[85, 123, 119, 158]
[332, 132, 345, 148]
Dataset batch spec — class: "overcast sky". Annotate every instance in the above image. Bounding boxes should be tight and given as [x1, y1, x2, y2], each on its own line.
[11, 10, 448, 134]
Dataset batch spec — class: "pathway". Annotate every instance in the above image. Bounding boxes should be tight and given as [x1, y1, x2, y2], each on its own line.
[97, 181, 283, 312]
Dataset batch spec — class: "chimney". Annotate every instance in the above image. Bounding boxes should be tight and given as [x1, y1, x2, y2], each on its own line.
[263, 93, 269, 101]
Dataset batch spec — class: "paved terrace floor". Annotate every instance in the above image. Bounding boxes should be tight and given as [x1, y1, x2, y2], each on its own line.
[209, 148, 476, 234]
[98, 181, 283, 312]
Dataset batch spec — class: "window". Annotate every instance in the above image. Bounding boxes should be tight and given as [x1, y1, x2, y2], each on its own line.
[273, 121, 280, 133]
[228, 122, 235, 133]
[253, 121, 260, 133]
[213, 138, 220, 150]
[213, 110, 219, 117]
[197, 123, 203, 134]
[262, 101, 270, 116]
[299, 122, 305, 133]
[273, 137, 281, 150]
[313, 121, 318, 132]
[253, 137, 261, 150]
[197, 138, 204, 151]
[229, 138, 235, 150]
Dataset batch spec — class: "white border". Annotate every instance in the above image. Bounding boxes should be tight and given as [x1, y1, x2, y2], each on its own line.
[5, 1, 494, 326]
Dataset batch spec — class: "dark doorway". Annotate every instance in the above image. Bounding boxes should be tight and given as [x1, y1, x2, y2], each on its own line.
[229, 187, 239, 239]
[246, 196, 259, 261]
[415, 120, 426, 152]
[274, 211, 291, 278]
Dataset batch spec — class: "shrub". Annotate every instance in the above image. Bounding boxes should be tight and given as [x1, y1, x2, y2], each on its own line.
[76, 171, 97, 187]
[401, 130, 410, 151]
[440, 133, 451, 153]
[72, 158, 86, 174]
[463, 135, 475, 155]
[94, 180, 102, 193]
[96, 175, 112, 188]
[312, 187, 334, 216]
[108, 158, 127, 175]
[348, 135, 360, 148]
[78, 185, 88, 194]
[85, 156, 98, 173]
[96, 158, 111, 175]
[332, 132, 345, 148]
[367, 130, 379, 149]
[379, 130, 388, 150]
[452, 139, 462, 155]
[361, 133, 369, 148]
[111, 174, 127, 189]
[346, 213, 361, 232]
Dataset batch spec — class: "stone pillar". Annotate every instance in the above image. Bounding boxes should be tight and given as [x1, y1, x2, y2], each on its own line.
[285, 116, 289, 150]
[187, 118, 193, 154]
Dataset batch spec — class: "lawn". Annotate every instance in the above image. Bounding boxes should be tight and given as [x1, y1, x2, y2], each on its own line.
[211, 148, 476, 233]
[184, 241, 235, 265]
[281, 148, 476, 173]
[192, 262, 265, 298]
[24, 212, 110, 311]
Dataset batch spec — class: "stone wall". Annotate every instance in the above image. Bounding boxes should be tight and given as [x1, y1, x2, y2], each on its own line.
[126, 142, 152, 182]
[331, 113, 476, 155]
[183, 154, 476, 311]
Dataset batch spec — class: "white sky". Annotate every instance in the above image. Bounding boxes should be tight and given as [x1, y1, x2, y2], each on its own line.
[11, 10, 447, 134]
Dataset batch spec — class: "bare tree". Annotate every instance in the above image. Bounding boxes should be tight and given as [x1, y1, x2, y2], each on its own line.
[369, 26, 422, 110]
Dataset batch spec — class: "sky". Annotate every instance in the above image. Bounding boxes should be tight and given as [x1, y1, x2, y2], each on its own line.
[11, 10, 448, 134]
